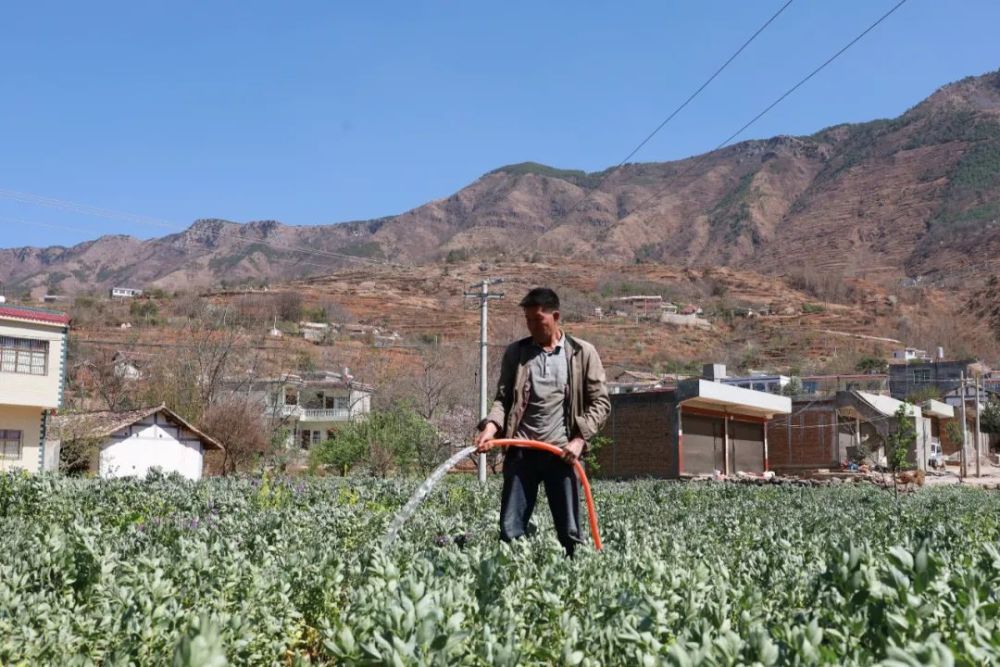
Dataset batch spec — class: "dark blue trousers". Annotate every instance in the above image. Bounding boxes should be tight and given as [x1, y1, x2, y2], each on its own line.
[499, 447, 582, 556]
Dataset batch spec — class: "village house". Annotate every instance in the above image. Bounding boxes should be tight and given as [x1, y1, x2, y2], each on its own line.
[799, 373, 889, 397]
[890, 347, 931, 363]
[596, 364, 791, 478]
[0, 305, 69, 473]
[110, 287, 144, 299]
[722, 372, 791, 395]
[241, 369, 373, 449]
[766, 391, 932, 473]
[48, 405, 223, 480]
[888, 358, 975, 400]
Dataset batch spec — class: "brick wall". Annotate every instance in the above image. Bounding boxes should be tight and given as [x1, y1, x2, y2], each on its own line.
[767, 401, 845, 472]
[596, 391, 677, 478]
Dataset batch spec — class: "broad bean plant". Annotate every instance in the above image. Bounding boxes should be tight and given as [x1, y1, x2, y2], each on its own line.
[1, 471, 998, 665]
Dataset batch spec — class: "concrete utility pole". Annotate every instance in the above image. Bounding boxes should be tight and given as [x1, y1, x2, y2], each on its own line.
[975, 373, 982, 478]
[465, 278, 504, 483]
[960, 372, 968, 479]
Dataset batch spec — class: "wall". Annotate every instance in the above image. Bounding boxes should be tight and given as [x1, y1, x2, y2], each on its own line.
[0, 404, 44, 473]
[99, 412, 205, 480]
[597, 391, 677, 478]
[766, 402, 847, 471]
[0, 320, 66, 409]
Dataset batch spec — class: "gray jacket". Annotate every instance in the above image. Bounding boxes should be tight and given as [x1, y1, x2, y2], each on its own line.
[481, 333, 610, 445]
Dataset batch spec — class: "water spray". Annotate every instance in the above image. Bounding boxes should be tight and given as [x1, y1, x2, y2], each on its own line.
[383, 438, 603, 550]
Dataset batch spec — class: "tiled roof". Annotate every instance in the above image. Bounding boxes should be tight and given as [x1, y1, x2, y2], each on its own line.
[0, 305, 70, 326]
[50, 405, 224, 450]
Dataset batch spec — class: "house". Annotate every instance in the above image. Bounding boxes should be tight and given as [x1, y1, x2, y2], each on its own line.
[299, 321, 330, 344]
[596, 365, 791, 478]
[48, 405, 223, 480]
[240, 369, 373, 449]
[891, 347, 930, 363]
[888, 359, 975, 400]
[722, 372, 790, 395]
[766, 391, 932, 473]
[921, 399, 955, 464]
[110, 287, 144, 299]
[799, 374, 888, 397]
[608, 295, 663, 319]
[0, 305, 70, 473]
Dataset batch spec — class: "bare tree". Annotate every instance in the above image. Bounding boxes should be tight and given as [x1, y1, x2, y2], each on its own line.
[200, 397, 272, 474]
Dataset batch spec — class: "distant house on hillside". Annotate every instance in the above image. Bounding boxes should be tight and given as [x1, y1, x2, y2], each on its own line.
[49, 405, 223, 479]
[0, 305, 70, 474]
[234, 369, 373, 449]
[110, 287, 144, 299]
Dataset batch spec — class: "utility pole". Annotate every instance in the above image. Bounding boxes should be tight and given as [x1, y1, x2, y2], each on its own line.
[959, 371, 968, 479]
[975, 373, 982, 478]
[465, 278, 504, 483]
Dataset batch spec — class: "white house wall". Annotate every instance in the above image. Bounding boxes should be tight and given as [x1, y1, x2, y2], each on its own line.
[0, 405, 44, 473]
[0, 320, 66, 409]
[99, 414, 205, 480]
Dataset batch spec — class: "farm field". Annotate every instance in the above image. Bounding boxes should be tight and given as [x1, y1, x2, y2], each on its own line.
[2, 473, 999, 665]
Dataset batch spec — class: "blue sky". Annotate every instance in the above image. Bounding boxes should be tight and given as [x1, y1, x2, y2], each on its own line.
[1, 0, 997, 248]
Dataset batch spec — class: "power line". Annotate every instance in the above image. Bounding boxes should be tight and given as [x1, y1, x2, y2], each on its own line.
[617, 0, 911, 231]
[556, 0, 797, 219]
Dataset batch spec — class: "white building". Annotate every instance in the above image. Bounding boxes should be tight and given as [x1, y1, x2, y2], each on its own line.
[49, 405, 223, 480]
[110, 287, 144, 299]
[240, 369, 373, 449]
[891, 347, 930, 363]
[721, 373, 791, 395]
[0, 305, 69, 473]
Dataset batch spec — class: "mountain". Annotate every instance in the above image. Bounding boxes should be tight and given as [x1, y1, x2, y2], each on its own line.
[2, 69, 999, 296]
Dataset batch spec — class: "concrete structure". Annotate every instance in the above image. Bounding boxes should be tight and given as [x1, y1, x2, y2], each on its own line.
[767, 391, 934, 473]
[800, 373, 888, 397]
[891, 347, 930, 363]
[722, 373, 791, 395]
[597, 377, 791, 478]
[888, 359, 974, 400]
[49, 405, 223, 480]
[240, 369, 372, 449]
[0, 306, 69, 473]
[110, 287, 144, 299]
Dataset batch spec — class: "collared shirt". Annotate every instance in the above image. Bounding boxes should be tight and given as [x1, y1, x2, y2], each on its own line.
[515, 332, 569, 446]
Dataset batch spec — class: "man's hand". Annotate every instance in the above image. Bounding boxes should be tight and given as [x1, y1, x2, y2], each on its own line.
[475, 421, 499, 453]
[561, 437, 585, 464]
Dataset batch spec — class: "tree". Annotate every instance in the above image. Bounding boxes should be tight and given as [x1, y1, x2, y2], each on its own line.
[886, 403, 917, 495]
[199, 398, 272, 474]
[855, 356, 888, 374]
[982, 399, 1000, 436]
[309, 407, 439, 477]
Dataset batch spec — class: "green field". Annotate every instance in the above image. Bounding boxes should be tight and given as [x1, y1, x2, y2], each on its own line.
[2, 473, 999, 665]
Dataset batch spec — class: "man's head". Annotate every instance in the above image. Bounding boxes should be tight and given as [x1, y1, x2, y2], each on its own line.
[519, 287, 561, 344]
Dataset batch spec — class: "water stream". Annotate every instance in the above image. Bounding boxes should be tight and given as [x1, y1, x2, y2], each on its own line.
[382, 445, 478, 548]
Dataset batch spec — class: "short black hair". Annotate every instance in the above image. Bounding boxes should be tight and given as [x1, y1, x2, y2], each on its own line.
[519, 287, 560, 312]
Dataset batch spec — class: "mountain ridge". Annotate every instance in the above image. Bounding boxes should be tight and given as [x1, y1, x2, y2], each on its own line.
[2, 68, 999, 296]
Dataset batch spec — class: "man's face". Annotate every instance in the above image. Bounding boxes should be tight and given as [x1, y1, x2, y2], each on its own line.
[523, 305, 560, 342]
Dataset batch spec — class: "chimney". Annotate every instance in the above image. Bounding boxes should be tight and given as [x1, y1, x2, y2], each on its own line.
[341, 366, 353, 383]
[703, 364, 727, 382]
[937, 346, 945, 360]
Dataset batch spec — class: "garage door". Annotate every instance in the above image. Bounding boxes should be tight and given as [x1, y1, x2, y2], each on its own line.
[682, 414, 724, 475]
[730, 420, 764, 474]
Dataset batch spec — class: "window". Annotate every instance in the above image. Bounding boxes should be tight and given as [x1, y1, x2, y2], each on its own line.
[284, 387, 298, 406]
[333, 396, 350, 410]
[0, 430, 22, 460]
[912, 369, 932, 383]
[752, 382, 766, 392]
[311, 430, 321, 445]
[0, 337, 49, 376]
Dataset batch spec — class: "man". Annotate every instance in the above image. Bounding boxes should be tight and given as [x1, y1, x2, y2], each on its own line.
[475, 287, 610, 556]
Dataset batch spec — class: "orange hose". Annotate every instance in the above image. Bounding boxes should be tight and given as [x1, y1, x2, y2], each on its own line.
[481, 438, 603, 551]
